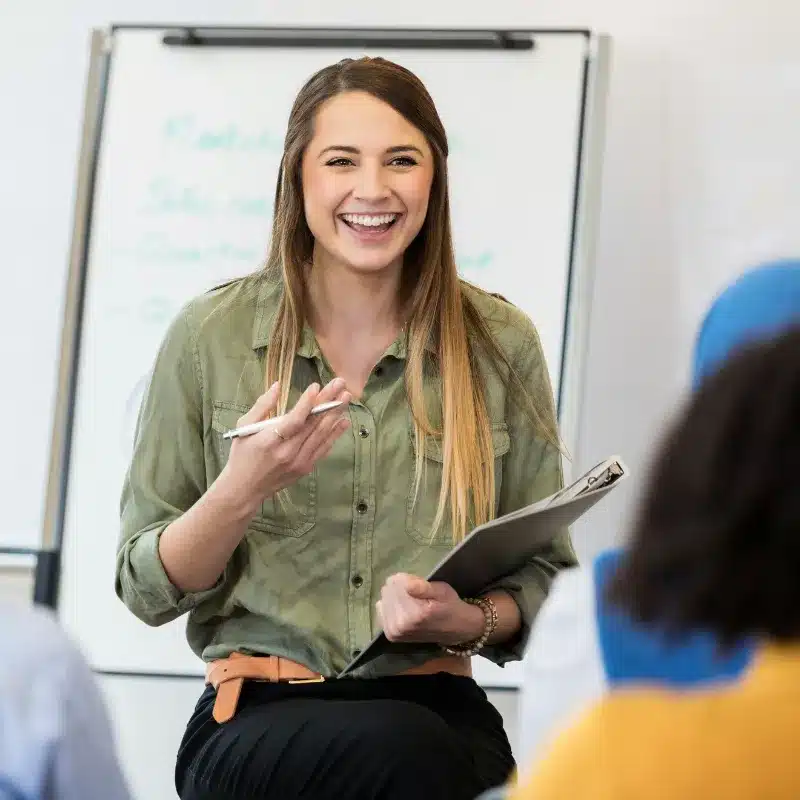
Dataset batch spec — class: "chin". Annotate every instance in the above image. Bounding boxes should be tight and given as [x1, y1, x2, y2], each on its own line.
[336, 247, 405, 274]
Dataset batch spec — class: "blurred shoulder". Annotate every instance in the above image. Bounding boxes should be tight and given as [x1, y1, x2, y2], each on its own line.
[518, 690, 679, 799]
[557, 687, 707, 754]
[0, 604, 89, 682]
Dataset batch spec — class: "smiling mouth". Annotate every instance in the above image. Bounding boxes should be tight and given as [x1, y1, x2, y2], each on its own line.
[339, 212, 401, 234]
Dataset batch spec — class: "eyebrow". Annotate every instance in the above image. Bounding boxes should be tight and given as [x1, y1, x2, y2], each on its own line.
[318, 144, 425, 158]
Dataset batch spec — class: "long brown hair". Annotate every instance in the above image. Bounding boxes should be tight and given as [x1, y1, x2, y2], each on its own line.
[264, 56, 558, 541]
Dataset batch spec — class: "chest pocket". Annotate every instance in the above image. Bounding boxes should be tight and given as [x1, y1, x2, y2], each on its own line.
[405, 423, 510, 546]
[211, 402, 317, 538]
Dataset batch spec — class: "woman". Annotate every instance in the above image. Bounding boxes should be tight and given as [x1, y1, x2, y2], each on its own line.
[116, 56, 575, 800]
[517, 260, 800, 767]
[514, 324, 800, 798]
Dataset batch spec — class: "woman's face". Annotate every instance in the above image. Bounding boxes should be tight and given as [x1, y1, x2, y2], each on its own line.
[301, 90, 435, 276]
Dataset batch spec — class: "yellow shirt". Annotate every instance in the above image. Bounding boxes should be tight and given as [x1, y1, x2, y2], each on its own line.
[514, 642, 800, 799]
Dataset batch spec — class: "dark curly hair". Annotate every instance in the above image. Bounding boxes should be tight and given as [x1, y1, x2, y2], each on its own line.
[607, 325, 800, 648]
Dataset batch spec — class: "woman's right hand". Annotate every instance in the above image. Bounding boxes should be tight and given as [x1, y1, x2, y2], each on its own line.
[219, 378, 351, 514]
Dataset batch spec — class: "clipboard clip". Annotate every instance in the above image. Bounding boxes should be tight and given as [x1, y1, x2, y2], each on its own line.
[548, 458, 628, 506]
[583, 461, 625, 494]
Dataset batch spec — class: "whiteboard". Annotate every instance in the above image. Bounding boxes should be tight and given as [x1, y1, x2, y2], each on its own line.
[56, 27, 607, 688]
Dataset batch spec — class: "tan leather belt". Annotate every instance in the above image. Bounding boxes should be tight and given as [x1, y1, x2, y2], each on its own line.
[206, 652, 472, 723]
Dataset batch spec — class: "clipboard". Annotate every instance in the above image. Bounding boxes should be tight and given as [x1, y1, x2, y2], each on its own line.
[338, 455, 628, 677]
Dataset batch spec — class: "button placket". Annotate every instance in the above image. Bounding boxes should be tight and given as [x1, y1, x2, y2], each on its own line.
[347, 405, 376, 659]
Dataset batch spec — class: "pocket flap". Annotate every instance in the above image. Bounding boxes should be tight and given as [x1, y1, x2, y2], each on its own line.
[413, 423, 510, 463]
[211, 402, 251, 434]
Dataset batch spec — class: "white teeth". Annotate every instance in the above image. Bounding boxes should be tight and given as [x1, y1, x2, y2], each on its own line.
[341, 213, 399, 227]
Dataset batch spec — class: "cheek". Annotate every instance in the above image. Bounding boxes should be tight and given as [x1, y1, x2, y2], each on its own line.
[403, 171, 434, 216]
[302, 169, 343, 231]
[401, 175, 434, 237]
[303, 177, 324, 224]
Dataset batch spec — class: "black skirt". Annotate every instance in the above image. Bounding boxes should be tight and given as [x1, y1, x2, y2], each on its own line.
[176, 671, 515, 800]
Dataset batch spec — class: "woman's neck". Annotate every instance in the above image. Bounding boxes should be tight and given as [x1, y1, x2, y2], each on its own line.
[306, 251, 403, 340]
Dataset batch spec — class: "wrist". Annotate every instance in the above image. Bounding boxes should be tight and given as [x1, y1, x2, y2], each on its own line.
[438, 599, 486, 647]
[459, 600, 488, 643]
[210, 467, 262, 522]
[442, 596, 499, 656]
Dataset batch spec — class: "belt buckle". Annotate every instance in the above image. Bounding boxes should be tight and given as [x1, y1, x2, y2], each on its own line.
[287, 676, 326, 684]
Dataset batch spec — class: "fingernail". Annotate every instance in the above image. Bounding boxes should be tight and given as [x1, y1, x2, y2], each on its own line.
[269, 381, 279, 391]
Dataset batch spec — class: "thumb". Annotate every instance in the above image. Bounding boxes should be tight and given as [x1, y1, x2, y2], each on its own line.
[237, 382, 280, 426]
[406, 578, 446, 602]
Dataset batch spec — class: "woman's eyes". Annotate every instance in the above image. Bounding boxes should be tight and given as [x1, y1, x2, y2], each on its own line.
[324, 156, 418, 168]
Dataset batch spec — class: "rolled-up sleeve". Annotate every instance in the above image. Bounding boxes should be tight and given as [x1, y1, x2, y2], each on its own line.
[116, 303, 224, 626]
[481, 324, 578, 664]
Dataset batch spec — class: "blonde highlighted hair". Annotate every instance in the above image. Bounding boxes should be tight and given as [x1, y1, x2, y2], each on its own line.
[263, 56, 559, 542]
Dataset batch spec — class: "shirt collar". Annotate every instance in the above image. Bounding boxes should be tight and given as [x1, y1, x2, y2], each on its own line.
[251, 274, 281, 350]
[250, 274, 434, 359]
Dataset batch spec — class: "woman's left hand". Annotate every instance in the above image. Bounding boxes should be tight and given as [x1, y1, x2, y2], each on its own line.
[376, 573, 485, 646]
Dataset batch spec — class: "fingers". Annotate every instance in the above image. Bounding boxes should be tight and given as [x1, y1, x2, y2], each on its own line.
[292, 418, 350, 478]
[269, 377, 348, 443]
[404, 576, 437, 601]
[378, 585, 407, 639]
[236, 382, 280, 426]
[379, 574, 428, 640]
[294, 391, 352, 466]
[275, 382, 324, 439]
[314, 376, 349, 406]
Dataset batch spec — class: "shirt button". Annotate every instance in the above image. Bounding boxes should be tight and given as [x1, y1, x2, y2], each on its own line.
[356, 501, 368, 514]
[352, 575, 363, 588]
[374, 365, 384, 377]
[352, 649, 362, 658]
[358, 426, 369, 438]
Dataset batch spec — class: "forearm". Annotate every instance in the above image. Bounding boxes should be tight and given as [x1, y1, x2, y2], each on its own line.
[158, 468, 258, 593]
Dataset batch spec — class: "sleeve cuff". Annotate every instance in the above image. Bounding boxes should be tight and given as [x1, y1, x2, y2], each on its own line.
[480, 565, 550, 666]
[126, 526, 226, 619]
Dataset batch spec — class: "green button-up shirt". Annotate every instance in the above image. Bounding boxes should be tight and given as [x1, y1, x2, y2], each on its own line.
[116, 274, 577, 678]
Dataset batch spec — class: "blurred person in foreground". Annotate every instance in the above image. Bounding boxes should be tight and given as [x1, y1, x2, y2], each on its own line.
[517, 260, 800, 769]
[0, 603, 130, 799]
[514, 322, 800, 798]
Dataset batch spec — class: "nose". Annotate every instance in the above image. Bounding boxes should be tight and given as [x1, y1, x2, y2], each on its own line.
[353, 162, 391, 203]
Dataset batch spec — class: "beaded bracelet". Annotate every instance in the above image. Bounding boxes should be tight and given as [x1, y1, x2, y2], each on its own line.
[443, 596, 498, 657]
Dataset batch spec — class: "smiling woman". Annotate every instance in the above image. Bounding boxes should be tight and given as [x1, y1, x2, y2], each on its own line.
[116, 55, 575, 800]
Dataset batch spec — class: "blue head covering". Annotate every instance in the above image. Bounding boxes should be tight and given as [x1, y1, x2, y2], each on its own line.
[692, 259, 800, 387]
[595, 258, 800, 688]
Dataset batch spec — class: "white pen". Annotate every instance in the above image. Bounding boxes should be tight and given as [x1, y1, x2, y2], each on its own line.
[222, 400, 346, 440]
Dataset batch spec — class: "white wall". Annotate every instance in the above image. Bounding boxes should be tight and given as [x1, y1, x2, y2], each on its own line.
[2, 0, 800, 797]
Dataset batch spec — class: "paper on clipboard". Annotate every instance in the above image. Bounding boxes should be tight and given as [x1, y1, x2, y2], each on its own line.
[338, 455, 628, 678]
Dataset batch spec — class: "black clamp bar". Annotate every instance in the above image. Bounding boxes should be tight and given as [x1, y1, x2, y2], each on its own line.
[161, 27, 535, 50]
